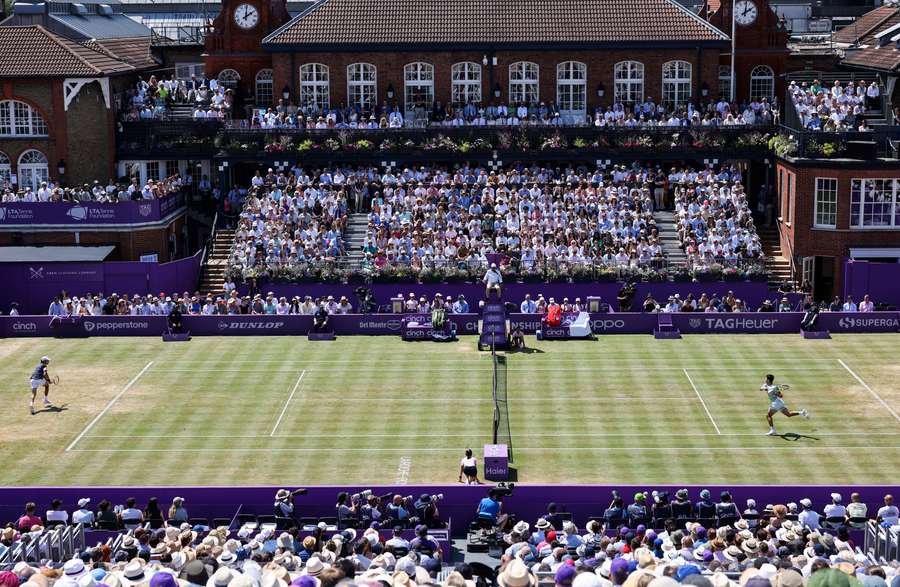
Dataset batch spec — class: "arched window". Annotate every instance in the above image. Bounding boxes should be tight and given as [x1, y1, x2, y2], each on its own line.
[614, 61, 644, 105]
[17, 149, 48, 192]
[509, 61, 539, 105]
[255, 69, 273, 107]
[0, 151, 10, 187]
[347, 63, 377, 111]
[556, 62, 586, 122]
[217, 69, 241, 90]
[0, 100, 48, 137]
[403, 62, 434, 119]
[750, 65, 774, 101]
[718, 65, 732, 101]
[451, 62, 482, 106]
[299, 63, 330, 114]
[662, 60, 692, 106]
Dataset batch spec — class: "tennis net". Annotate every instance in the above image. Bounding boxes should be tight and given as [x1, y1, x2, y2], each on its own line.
[491, 344, 512, 461]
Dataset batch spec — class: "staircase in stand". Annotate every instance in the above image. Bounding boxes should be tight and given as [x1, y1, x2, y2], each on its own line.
[653, 211, 688, 267]
[199, 229, 235, 295]
[343, 213, 369, 264]
[757, 225, 795, 289]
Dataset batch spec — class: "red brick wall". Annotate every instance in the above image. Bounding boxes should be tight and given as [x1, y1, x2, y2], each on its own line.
[776, 158, 900, 288]
[268, 48, 723, 111]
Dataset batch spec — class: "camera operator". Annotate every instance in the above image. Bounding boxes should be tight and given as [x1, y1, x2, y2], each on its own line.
[475, 486, 512, 531]
[410, 523, 443, 563]
[413, 493, 445, 529]
[336, 492, 359, 528]
[274, 489, 295, 519]
[384, 494, 412, 525]
[359, 494, 383, 526]
[617, 282, 637, 312]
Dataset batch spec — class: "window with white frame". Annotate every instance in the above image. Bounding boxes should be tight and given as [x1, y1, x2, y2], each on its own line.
[299, 63, 330, 114]
[718, 65, 732, 101]
[255, 69, 273, 107]
[165, 160, 180, 178]
[0, 100, 48, 137]
[509, 61, 539, 105]
[403, 62, 434, 115]
[146, 161, 160, 182]
[814, 177, 838, 227]
[17, 149, 48, 192]
[850, 178, 900, 229]
[217, 69, 241, 90]
[175, 63, 205, 81]
[451, 62, 481, 105]
[662, 60, 692, 106]
[347, 63, 377, 110]
[750, 65, 774, 101]
[556, 61, 586, 119]
[0, 151, 10, 188]
[614, 61, 644, 105]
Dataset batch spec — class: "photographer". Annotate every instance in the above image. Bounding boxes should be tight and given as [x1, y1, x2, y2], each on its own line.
[274, 488, 306, 520]
[413, 494, 444, 529]
[359, 494, 383, 526]
[617, 282, 637, 312]
[336, 492, 359, 528]
[384, 494, 411, 525]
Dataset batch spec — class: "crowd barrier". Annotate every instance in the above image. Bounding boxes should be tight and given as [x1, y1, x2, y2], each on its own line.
[0, 193, 184, 226]
[1, 312, 897, 338]
[0, 485, 893, 540]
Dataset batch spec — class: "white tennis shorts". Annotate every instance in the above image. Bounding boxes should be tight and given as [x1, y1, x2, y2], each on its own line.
[30, 378, 46, 390]
[770, 399, 786, 411]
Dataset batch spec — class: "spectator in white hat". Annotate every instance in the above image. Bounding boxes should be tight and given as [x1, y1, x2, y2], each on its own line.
[798, 499, 820, 531]
[72, 499, 94, 525]
[167, 497, 188, 524]
[824, 494, 846, 521]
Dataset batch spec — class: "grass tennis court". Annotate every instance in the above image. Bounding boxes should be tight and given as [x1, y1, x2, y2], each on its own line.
[1, 334, 899, 486]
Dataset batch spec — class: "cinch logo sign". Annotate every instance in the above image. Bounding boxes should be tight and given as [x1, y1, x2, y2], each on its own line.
[12, 322, 38, 332]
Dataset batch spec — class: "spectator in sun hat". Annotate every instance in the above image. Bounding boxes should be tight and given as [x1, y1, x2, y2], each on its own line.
[498, 559, 537, 587]
[72, 499, 95, 526]
[627, 494, 648, 525]
[205, 567, 233, 587]
[824, 495, 846, 522]
[798, 499, 820, 531]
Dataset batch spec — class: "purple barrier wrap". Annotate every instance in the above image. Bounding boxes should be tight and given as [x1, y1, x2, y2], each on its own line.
[0, 254, 202, 315]
[0, 485, 893, 539]
[843, 259, 900, 306]
[2, 312, 897, 338]
[0, 194, 183, 226]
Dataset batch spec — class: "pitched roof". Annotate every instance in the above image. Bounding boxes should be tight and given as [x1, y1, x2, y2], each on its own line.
[839, 7, 900, 72]
[832, 5, 898, 45]
[0, 25, 136, 77]
[49, 13, 151, 39]
[83, 36, 157, 67]
[264, 0, 729, 47]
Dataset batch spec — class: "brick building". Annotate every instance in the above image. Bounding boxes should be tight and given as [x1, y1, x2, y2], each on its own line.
[203, 0, 791, 114]
[776, 157, 900, 299]
[0, 0, 156, 188]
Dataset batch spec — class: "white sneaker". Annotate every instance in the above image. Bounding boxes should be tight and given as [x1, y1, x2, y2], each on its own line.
[43, 397, 52, 405]
[801, 409, 810, 419]
[766, 429, 777, 436]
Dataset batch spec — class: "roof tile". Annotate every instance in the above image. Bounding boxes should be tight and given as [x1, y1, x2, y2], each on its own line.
[0, 25, 137, 77]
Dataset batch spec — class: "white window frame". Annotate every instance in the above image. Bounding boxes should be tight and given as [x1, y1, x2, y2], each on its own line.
[347, 63, 377, 111]
[0, 151, 10, 189]
[614, 61, 644, 105]
[750, 65, 774, 102]
[217, 69, 241, 90]
[717, 65, 732, 102]
[662, 60, 692, 107]
[451, 62, 482, 106]
[814, 177, 838, 228]
[509, 61, 539, 105]
[299, 63, 330, 114]
[0, 100, 48, 137]
[850, 178, 900, 229]
[17, 149, 48, 192]
[403, 62, 434, 117]
[175, 63, 205, 81]
[556, 61, 587, 122]
[255, 69, 273, 107]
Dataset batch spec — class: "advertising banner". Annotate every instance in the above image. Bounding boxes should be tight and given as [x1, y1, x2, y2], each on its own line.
[0, 193, 183, 226]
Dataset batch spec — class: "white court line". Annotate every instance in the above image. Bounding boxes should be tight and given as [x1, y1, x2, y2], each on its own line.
[683, 369, 722, 435]
[82, 431, 900, 439]
[396, 456, 412, 484]
[66, 361, 154, 452]
[153, 366, 845, 373]
[838, 359, 900, 424]
[270, 370, 306, 436]
[69, 445, 900, 453]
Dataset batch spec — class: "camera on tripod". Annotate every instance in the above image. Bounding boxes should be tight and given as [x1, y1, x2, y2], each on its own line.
[494, 482, 515, 498]
[354, 287, 375, 314]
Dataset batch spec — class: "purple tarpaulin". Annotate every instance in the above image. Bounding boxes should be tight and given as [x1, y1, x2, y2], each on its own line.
[0, 193, 183, 226]
[0, 253, 202, 315]
[843, 259, 900, 306]
[0, 485, 894, 539]
[2, 312, 897, 338]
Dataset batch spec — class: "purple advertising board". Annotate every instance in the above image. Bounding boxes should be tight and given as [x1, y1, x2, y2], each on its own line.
[843, 259, 900, 306]
[2, 312, 897, 338]
[0, 253, 202, 315]
[0, 485, 894, 539]
[0, 193, 184, 226]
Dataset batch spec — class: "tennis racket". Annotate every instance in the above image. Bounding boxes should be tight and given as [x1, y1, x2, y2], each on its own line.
[779, 384, 791, 391]
[49, 375, 60, 385]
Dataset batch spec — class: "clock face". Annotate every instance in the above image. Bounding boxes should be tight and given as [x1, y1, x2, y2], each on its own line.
[233, 3, 259, 29]
[735, 0, 758, 25]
